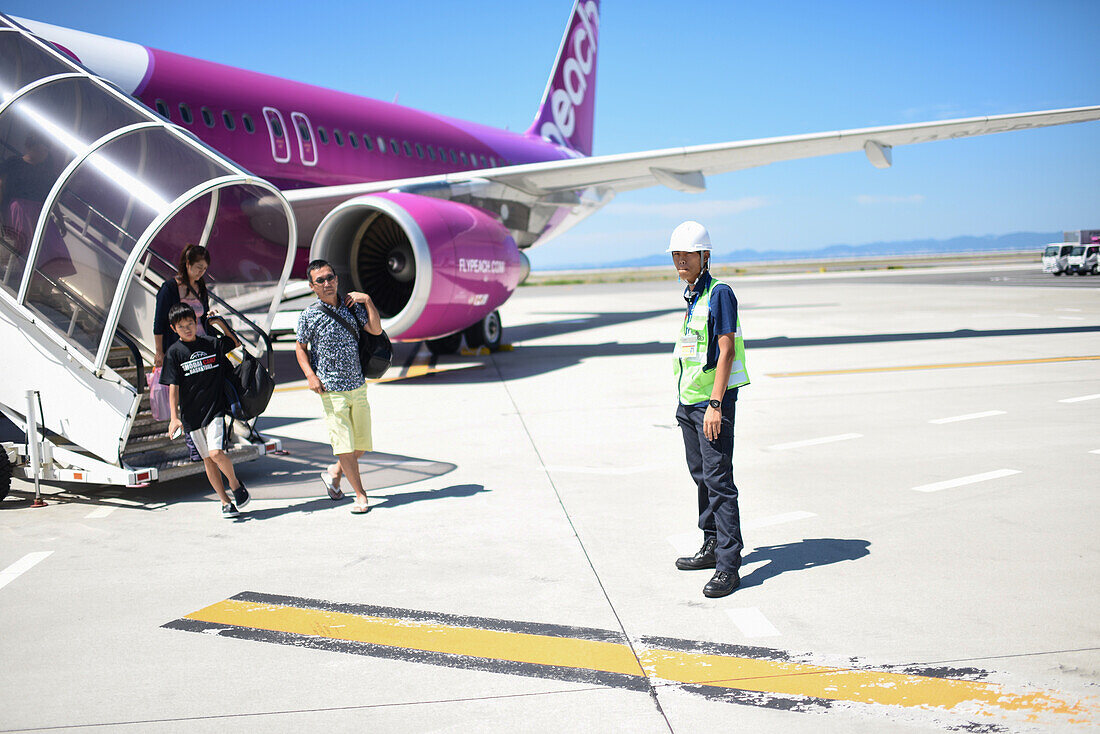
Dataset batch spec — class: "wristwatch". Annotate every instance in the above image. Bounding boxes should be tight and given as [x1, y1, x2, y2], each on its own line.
[708, 399, 721, 410]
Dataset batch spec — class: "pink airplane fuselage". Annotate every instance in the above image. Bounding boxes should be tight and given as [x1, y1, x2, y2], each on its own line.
[13, 6, 601, 342]
[135, 49, 572, 193]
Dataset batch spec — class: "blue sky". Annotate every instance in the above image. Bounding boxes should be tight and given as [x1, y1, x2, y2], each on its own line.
[8, 1, 1099, 269]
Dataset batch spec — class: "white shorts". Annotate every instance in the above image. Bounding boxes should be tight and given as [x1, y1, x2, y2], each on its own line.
[188, 415, 227, 459]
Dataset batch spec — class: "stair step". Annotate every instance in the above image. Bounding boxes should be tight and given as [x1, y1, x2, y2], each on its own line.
[128, 415, 171, 440]
[123, 430, 182, 450]
[122, 434, 190, 463]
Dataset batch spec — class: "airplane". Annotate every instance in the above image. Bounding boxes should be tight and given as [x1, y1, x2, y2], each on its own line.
[6, 1, 1100, 355]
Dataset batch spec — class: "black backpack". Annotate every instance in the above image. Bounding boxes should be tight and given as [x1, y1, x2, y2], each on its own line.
[312, 300, 393, 379]
[222, 342, 275, 421]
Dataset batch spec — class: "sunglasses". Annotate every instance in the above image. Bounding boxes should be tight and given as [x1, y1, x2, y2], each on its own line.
[313, 274, 336, 284]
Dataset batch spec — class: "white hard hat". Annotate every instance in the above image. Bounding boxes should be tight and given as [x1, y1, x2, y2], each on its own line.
[667, 220, 712, 253]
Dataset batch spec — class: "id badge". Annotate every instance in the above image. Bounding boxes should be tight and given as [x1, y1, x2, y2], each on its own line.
[677, 332, 700, 359]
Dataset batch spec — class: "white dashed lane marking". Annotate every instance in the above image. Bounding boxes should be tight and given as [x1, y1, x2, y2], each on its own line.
[0, 551, 53, 591]
[726, 607, 781, 638]
[1058, 316, 1085, 321]
[767, 433, 862, 450]
[1059, 393, 1100, 403]
[929, 410, 1007, 424]
[85, 507, 116, 518]
[913, 469, 1021, 493]
[1090, 449, 1100, 455]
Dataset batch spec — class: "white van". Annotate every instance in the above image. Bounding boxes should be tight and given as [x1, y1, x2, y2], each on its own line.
[1042, 243, 1074, 275]
[1067, 244, 1099, 275]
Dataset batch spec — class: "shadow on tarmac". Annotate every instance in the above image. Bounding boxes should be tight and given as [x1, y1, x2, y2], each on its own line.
[219, 484, 486, 522]
[739, 538, 871, 589]
[402, 322, 1100, 387]
[370, 483, 488, 510]
[272, 302, 1097, 388]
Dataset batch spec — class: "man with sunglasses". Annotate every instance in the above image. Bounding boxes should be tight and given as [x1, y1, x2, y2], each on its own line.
[294, 259, 383, 514]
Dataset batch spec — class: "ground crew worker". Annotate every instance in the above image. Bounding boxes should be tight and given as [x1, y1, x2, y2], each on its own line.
[669, 221, 749, 598]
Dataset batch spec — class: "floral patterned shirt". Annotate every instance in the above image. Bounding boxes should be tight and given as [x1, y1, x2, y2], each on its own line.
[295, 300, 369, 392]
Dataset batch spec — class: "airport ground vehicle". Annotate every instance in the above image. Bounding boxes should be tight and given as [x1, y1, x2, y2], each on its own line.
[1067, 244, 1099, 275]
[1042, 243, 1074, 275]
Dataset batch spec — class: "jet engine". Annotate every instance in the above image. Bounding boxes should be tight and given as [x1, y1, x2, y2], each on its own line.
[310, 192, 528, 342]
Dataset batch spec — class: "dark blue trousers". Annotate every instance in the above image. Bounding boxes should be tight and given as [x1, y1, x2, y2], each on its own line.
[676, 393, 743, 572]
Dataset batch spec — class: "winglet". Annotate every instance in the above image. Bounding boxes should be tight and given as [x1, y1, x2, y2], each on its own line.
[527, 0, 600, 157]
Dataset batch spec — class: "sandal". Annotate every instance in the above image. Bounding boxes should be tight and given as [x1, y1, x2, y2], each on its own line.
[320, 471, 343, 501]
[350, 499, 370, 514]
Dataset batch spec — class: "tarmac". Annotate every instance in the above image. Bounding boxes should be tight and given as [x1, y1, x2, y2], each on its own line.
[1, 263, 1098, 733]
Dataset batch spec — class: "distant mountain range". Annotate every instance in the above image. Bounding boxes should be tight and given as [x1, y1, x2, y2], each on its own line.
[540, 231, 1061, 271]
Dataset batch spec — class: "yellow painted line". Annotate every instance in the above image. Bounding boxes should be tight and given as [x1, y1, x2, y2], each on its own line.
[183, 597, 1095, 723]
[186, 599, 643, 677]
[639, 648, 1086, 717]
[768, 355, 1100, 378]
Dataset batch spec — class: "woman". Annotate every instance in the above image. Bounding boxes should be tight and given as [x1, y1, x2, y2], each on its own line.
[154, 244, 213, 368]
[152, 245, 227, 460]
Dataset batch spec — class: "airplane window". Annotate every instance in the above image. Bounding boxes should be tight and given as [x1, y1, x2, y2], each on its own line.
[488, 156, 496, 167]
[348, 132, 359, 149]
[334, 129, 344, 146]
[222, 111, 236, 131]
[449, 150, 457, 163]
[179, 103, 193, 125]
[459, 151, 468, 165]
[297, 121, 311, 142]
[415, 143, 424, 159]
[378, 136, 386, 152]
[426, 146, 434, 161]
[155, 99, 170, 119]
[363, 134, 372, 151]
[402, 141, 411, 156]
[201, 107, 215, 127]
[479, 155, 487, 167]
[389, 139, 399, 154]
[242, 114, 255, 133]
[317, 127, 328, 144]
[438, 146, 447, 161]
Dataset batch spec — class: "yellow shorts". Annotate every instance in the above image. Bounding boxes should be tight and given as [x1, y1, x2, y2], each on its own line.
[319, 384, 372, 455]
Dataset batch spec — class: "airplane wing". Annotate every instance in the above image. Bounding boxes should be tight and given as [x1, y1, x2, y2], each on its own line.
[284, 105, 1100, 215]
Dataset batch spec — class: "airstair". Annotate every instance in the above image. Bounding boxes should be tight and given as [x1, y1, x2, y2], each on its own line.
[0, 16, 298, 496]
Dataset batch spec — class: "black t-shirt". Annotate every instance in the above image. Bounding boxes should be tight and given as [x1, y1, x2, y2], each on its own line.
[160, 334, 235, 431]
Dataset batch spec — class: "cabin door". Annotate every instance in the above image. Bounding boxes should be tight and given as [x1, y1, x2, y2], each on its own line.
[262, 107, 291, 163]
[290, 112, 318, 167]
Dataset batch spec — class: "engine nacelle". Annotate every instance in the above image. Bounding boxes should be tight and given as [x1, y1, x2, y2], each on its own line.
[310, 192, 527, 341]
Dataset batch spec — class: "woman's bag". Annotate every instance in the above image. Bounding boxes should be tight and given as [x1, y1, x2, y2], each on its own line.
[149, 367, 171, 421]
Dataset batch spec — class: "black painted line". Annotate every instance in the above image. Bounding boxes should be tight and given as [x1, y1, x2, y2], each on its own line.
[229, 590, 629, 643]
[162, 618, 651, 692]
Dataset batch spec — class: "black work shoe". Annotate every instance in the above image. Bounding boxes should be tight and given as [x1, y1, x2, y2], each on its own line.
[222, 502, 240, 519]
[232, 484, 250, 510]
[702, 569, 740, 598]
[676, 537, 717, 570]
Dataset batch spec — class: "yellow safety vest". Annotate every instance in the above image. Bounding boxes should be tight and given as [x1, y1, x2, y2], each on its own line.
[674, 276, 749, 405]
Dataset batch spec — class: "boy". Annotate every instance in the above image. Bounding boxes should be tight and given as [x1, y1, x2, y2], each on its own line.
[161, 302, 250, 518]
